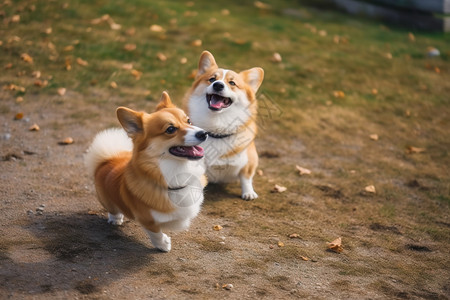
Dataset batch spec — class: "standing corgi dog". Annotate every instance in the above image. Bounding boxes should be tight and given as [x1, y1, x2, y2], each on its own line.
[184, 51, 264, 200]
[85, 92, 207, 252]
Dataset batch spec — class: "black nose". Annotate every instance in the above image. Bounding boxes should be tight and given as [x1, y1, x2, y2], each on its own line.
[195, 130, 207, 141]
[213, 81, 224, 92]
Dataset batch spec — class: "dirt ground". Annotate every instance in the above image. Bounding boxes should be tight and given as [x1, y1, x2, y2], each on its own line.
[1, 85, 449, 299]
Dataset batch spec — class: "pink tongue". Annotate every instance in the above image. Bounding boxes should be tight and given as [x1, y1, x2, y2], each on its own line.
[183, 146, 204, 157]
[210, 97, 226, 109]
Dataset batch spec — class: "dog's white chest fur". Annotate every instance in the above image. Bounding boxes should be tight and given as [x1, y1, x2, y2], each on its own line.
[151, 159, 205, 231]
[201, 138, 248, 183]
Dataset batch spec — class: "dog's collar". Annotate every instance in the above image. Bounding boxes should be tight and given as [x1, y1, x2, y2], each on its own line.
[168, 185, 187, 191]
[207, 132, 234, 139]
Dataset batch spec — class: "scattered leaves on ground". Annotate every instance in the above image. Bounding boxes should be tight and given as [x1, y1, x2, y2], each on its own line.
[328, 237, 343, 253]
[364, 185, 376, 194]
[213, 225, 223, 231]
[57, 88, 66, 96]
[272, 184, 287, 193]
[296, 165, 311, 176]
[29, 124, 40, 131]
[369, 134, 379, 141]
[59, 137, 74, 145]
[406, 146, 425, 154]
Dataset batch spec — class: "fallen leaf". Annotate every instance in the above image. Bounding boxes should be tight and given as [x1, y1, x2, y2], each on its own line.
[406, 146, 425, 154]
[31, 70, 41, 78]
[296, 165, 311, 176]
[180, 57, 187, 64]
[157, 52, 167, 61]
[384, 53, 393, 59]
[20, 53, 33, 63]
[123, 43, 136, 51]
[213, 225, 223, 231]
[15, 113, 24, 120]
[45, 27, 52, 34]
[318, 30, 327, 36]
[328, 237, 343, 253]
[277, 241, 285, 247]
[29, 123, 40, 131]
[88, 210, 98, 215]
[76, 57, 88, 66]
[254, 1, 271, 9]
[4, 84, 26, 92]
[257, 169, 264, 176]
[63, 45, 74, 52]
[11, 15, 20, 22]
[109, 22, 121, 30]
[34, 80, 48, 87]
[369, 134, 379, 141]
[408, 32, 415, 42]
[222, 284, 233, 290]
[300, 256, 310, 261]
[333, 35, 340, 44]
[364, 185, 376, 194]
[131, 69, 142, 80]
[434, 67, 440, 74]
[288, 233, 300, 239]
[271, 52, 282, 63]
[272, 184, 287, 193]
[371, 88, 378, 95]
[57, 88, 66, 96]
[191, 39, 202, 47]
[149, 24, 164, 32]
[122, 63, 133, 70]
[16, 96, 24, 103]
[59, 137, 74, 145]
[221, 9, 230, 16]
[4, 63, 13, 69]
[110, 81, 118, 89]
[333, 90, 345, 98]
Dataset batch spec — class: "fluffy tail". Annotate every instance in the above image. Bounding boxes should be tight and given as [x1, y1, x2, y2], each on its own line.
[84, 128, 132, 177]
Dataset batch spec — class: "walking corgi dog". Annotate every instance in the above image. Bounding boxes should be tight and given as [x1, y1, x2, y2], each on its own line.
[85, 92, 207, 252]
[184, 51, 264, 200]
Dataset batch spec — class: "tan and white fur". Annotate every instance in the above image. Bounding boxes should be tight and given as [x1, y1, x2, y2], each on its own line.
[184, 51, 264, 200]
[85, 92, 207, 252]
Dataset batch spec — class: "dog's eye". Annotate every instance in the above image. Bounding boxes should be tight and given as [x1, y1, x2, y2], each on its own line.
[229, 81, 236, 86]
[165, 126, 177, 134]
[187, 118, 192, 125]
[209, 77, 216, 83]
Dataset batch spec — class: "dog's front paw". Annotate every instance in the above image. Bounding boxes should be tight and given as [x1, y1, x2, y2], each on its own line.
[108, 213, 124, 225]
[147, 230, 172, 252]
[242, 191, 258, 201]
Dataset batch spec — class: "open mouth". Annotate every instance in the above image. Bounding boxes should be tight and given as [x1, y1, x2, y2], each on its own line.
[169, 145, 204, 160]
[206, 94, 232, 111]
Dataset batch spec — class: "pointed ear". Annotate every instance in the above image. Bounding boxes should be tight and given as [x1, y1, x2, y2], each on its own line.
[197, 51, 217, 78]
[116, 107, 143, 137]
[155, 91, 176, 111]
[240, 67, 264, 93]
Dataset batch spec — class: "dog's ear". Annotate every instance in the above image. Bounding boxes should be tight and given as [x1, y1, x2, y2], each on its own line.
[240, 67, 264, 93]
[156, 91, 176, 111]
[116, 107, 144, 137]
[197, 51, 217, 78]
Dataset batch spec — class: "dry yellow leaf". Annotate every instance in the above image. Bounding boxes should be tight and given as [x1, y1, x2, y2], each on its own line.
[34, 80, 48, 87]
[109, 22, 121, 30]
[257, 169, 264, 176]
[272, 184, 287, 193]
[222, 284, 233, 290]
[300, 256, 310, 261]
[371, 88, 378, 95]
[213, 225, 223, 231]
[29, 124, 40, 131]
[110, 81, 118, 89]
[408, 32, 415, 42]
[15, 113, 24, 120]
[369, 134, 379, 141]
[277, 241, 285, 247]
[271, 52, 282, 63]
[21, 53, 33, 63]
[76, 57, 88, 66]
[406, 146, 425, 154]
[434, 67, 440, 74]
[333, 35, 340, 44]
[191, 39, 202, 47]
[254, 1, 271, 9]
[16, 96, 24, 103]
[385, 53, 393, 59]
[63, 45, 74, 52]
[221, 9, 230, 15]
[57, 88, 66, 96]
[60, 137, 74, 145]
[149, 24, 164, 32]
[180, 57, 187, 64]
[296, 165, 311, 176]
[328, 237, 343, 253]
[288, 233, 300, 239]
[365, 185, 376, 194]
[45, 27, 52, 35]
[157, 52, 167, 61]
[32, 70, 41, 78]
[126, 27, 136, 36]
[333, 90, 345, 98]
[131, 69, 142, 80]
[4, 63, 13, 69]
[122, 63, 133, 70]
[11, 15, 20, 23]
[124, 44, 136, 51]
[319, 30, 327, 36]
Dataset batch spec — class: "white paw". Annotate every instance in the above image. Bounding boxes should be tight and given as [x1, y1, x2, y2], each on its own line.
[108, 213, 124, 225]
[147, 231, 172, 252]
[242, 191, 258, 201]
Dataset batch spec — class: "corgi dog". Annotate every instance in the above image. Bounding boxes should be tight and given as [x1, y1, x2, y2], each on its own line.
[184, 51, 264, 200]
[85, 92, 207, 252]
